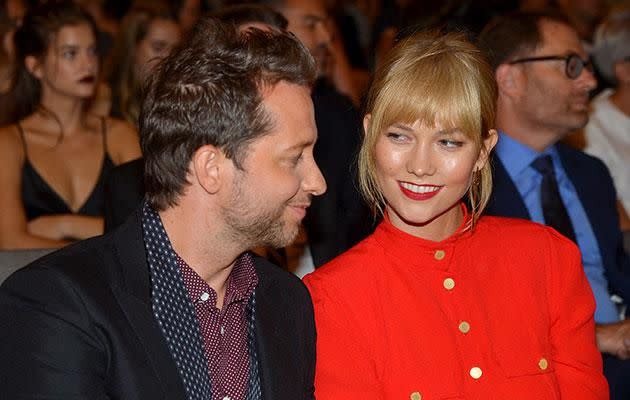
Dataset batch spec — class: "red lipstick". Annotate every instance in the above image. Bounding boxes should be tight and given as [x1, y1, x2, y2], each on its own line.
[398, 182, 442, 201]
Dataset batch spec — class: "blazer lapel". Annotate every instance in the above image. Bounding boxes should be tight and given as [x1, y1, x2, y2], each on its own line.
[487, 157, 531, 219]
[556, 145, 608, 253]
[107, 210, 188, 399]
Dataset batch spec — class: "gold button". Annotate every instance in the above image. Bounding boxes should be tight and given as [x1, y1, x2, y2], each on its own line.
[443, 278, 455, 290]
[538, 358, 549, 370]
[458, 321, 471, 334]
[410, 392, 422, 400]
[434, 250, 446, 260]
[469, 367, 483, 379]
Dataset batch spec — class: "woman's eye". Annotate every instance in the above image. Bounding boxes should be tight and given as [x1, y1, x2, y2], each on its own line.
[386, 132, 409, 142]
[439, 139, 464, 148]
[152, 43, 167, 53]
[62, 50, 76, 59]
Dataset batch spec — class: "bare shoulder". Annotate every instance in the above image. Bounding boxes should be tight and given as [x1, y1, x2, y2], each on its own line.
[99, 116, 141, 164]
[0, 124, 25, 164]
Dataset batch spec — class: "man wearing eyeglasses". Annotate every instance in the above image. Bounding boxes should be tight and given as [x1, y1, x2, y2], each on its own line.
[479, 11, 630, 400]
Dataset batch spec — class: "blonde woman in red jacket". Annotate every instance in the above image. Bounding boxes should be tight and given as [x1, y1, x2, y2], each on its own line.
[303, 30, 608, 400]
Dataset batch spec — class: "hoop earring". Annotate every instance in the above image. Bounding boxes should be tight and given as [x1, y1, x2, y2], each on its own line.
[468, 168, 481, 214]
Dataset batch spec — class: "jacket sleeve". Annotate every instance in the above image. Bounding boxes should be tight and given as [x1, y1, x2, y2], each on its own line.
[546, 232, 609, 399]
[0, 266, 109, 399]
[303, 275, 384, 400]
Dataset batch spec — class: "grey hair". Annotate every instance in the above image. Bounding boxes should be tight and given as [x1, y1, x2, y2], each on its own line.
[592, 12, 630, 85]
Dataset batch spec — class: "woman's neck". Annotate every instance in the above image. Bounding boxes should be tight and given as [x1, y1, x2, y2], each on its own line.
[38, 90, 87, 134]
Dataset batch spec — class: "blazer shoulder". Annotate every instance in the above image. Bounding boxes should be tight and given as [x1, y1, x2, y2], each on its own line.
[254, 255, 311, 299]
[2, 235, 113, 294]
[556, 142, 609, 172]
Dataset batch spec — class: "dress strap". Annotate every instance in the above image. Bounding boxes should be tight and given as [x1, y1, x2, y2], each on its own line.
[15, 121, 29, 159]
[100, 116, 109, 156]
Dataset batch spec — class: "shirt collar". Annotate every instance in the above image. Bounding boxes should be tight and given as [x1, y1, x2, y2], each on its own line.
[177, 251, 258, 308]
[373, 203, 472, 270]
[495, 131, 560, 179]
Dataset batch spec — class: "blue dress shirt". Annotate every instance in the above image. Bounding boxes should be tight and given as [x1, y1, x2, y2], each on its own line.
[495, 132, 619, 323]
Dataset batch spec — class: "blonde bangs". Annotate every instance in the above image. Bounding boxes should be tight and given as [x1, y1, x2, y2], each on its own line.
[359, 31, 497, 219]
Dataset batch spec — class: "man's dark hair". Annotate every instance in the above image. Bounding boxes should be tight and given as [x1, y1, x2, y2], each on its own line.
[212, 4, 287, 29]
[477, 11, 571, 71]
[140, 18, 316, 211]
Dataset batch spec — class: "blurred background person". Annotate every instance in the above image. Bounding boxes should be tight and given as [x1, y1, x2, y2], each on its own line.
[0, 1, 140, 249]
[557, 0, 608, 48]
[104, 3, 181, 126]
[586, 10, 630, 231]
[0, 0, 27, 93]
[479, 11, 630, 399]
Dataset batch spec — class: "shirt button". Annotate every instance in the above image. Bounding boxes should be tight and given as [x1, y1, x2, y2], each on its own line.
[410, 392, 422, 400]
[220, 325, 225, 335]
[434, 250, 446, 260]
[458, 321, 471, 334]
[538, 358, 549, 370]
[200, 292, 210, 302]
[222, 397, 231, 400]
[443, 278, 455, 290]
[469, 367, 483, 379]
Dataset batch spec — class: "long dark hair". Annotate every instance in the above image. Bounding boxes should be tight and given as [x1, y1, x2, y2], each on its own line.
[0, 1, 97, 125]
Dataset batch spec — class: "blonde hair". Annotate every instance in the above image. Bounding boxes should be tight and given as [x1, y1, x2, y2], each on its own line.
[358, 30, 497, 226]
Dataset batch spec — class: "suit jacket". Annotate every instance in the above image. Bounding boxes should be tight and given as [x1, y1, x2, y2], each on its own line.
[0, 210, 316, 399]
[486, 142, 630, 301]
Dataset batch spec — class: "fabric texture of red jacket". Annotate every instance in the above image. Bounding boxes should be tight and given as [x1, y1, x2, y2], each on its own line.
[304, 209, 608, 399]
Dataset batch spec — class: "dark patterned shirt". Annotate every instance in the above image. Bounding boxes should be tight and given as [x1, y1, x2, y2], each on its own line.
[177, 253, 258, 400]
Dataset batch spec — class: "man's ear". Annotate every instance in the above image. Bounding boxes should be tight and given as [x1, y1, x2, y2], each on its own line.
[191, 144, 225, 195]
[495, 64, 521, 98]
[475, 129, 498, 170]
[25, 55, 43, 79]
[363, 114, 371, 136]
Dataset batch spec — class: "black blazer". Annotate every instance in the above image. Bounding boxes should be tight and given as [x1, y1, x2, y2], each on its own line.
[0, 210, 316, 399]
[486, 143, 630, 301]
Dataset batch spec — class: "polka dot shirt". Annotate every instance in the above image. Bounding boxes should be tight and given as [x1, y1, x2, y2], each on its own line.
[177, 253, 258, 400]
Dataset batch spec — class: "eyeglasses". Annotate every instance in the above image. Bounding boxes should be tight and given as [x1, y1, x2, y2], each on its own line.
[508, 53, 591, 80]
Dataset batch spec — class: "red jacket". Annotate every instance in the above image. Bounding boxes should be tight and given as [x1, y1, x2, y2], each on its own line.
[304, 213, 608, 399]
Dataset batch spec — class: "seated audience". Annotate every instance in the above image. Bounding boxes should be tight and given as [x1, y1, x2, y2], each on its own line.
[104, 3, 181, 126]
[0, 1, 140, 249]
[304, 29, 607, 399]
[0, 17, 319, 398]
[585, 12, 630, 230]
[478, 11, 630, 400]
[103, 4, 287, 233]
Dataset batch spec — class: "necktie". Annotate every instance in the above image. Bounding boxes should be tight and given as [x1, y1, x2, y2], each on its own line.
[531, 155, 577, 242]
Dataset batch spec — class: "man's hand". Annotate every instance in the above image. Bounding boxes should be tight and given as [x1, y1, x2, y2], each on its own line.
[596, 320, 630, 359]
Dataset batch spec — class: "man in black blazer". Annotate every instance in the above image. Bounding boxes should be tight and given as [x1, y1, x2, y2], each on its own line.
[479, 12, 630, 399]
[1, 19, 324, 399]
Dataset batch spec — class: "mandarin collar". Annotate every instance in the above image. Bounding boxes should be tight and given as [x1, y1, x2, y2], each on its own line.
[372, 203, 472, 270]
